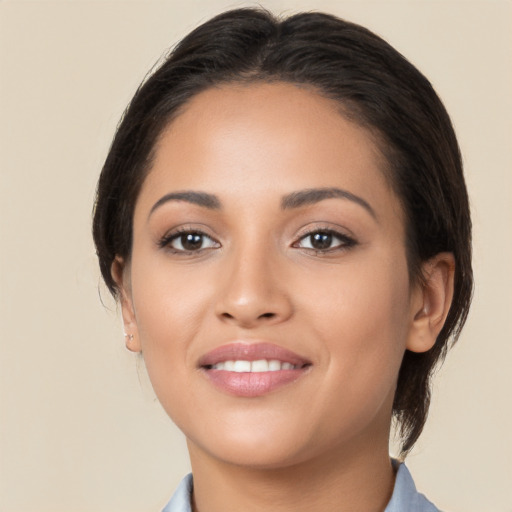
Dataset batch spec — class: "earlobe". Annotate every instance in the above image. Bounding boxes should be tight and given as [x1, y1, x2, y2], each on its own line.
[111, 257, 142, 353]
[406, 252, 455, 353]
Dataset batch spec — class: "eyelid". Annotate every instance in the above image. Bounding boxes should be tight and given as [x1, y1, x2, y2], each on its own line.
[293, 222, 356, 241]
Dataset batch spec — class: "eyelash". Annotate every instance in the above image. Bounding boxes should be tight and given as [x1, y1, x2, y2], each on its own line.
[293, 228, 357, 254]
[158, 227, 220, 254]
[158, 227, 357, 255]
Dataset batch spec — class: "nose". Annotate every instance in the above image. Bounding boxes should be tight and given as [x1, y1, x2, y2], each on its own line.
[214, 247, 293, 329]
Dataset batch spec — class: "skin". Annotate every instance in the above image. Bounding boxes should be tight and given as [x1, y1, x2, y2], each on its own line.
[114, 82, 454, 512]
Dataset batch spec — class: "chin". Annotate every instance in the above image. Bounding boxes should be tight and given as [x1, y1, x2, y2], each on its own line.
[194, 437, 311, 470]
[184, 413, 345, 471]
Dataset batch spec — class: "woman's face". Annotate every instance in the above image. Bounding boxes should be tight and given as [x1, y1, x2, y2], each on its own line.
[120, 82, 425, 469]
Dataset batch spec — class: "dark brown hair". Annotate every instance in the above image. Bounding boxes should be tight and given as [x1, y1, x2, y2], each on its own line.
[93, 8, 472, 456]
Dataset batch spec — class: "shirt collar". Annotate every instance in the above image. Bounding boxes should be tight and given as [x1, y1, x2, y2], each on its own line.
[161, 462, 440, 512]
[385, 463, 440, 512]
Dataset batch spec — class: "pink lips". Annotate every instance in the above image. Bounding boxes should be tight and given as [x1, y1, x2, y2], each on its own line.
[198, 342, 311, 397]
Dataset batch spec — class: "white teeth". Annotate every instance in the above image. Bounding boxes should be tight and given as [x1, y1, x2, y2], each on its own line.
[251, 359, 269, 372]
[268, 359, 281, 371]
[224, 360, 235, 371]
[210, 359, 297, 372]
[233, 360, 251, 372]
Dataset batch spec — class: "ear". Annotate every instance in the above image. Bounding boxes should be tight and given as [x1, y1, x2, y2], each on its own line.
[111, 256, 142, 353]
[406, 252, 455, 353]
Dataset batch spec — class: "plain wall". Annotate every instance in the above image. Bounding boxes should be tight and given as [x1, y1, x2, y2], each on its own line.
[1, 1, 511, 511]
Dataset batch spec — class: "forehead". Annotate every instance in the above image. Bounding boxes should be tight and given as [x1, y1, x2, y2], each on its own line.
[137, 82, 401, 223]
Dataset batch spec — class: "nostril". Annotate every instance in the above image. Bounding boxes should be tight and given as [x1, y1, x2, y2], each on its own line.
[259, 312, 276, 319]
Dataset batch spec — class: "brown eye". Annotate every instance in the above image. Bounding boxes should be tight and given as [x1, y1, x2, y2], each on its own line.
[296, 230, 356, 252]
[180, 233, 204, 251]
[310, 232, 333, 250]
[163, 231, 219, 253]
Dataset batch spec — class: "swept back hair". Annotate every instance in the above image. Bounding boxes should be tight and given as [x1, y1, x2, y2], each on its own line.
[93, 8, 473, 456]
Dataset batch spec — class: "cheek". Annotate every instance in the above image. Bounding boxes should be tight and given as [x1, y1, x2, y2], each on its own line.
[131, 255, 212, 338]
[128, 256, 216, 403]
[298, 253, 412, 385]
[291, 256, 411, 439]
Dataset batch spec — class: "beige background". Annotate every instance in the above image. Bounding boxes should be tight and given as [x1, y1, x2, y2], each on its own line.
[1, 1, 511, 511]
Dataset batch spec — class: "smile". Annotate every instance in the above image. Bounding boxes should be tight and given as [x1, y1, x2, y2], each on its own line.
[209, 360, 299, 372]
[198, 342, 311, 397]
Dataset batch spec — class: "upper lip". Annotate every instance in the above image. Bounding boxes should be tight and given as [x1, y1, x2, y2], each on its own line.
[198, 342, 311, 368]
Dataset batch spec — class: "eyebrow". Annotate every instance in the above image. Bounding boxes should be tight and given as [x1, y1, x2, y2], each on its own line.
[149, 191, 221, 218]
[281, 187, 376, 219]
[149, 187, 376, 220]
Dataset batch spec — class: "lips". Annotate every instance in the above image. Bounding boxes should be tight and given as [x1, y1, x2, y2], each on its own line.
[198, 342, 311, 397]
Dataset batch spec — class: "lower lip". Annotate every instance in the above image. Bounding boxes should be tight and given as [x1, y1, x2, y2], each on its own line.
[202, 368, 308, 397]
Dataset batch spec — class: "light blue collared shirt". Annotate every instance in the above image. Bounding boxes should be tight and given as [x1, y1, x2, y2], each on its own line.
[162, 463, 440, 512]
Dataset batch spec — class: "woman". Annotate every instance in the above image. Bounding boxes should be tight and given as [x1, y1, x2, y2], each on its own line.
[93, 8, 472, 512]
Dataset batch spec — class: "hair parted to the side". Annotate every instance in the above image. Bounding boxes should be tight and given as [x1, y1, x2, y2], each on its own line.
[92, 8, 472, 456]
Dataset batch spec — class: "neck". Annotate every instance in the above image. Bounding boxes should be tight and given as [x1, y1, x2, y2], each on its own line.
[188, 437, 396, 512]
